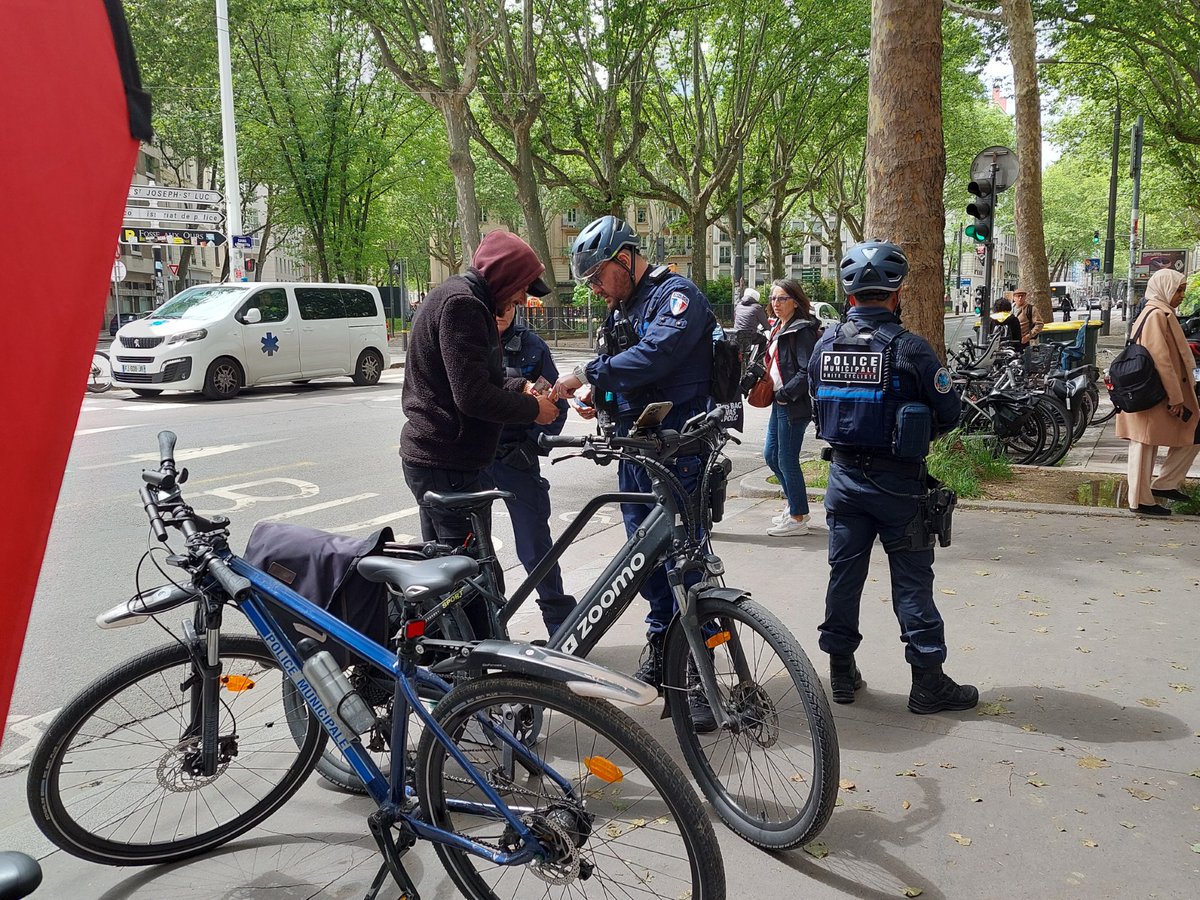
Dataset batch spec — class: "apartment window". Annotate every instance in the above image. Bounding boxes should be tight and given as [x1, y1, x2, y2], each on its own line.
[719, 246, 731, 265]
[636, 207, 647, 224]
[808, 245, 821, 265]
[565, 208, 578, 225]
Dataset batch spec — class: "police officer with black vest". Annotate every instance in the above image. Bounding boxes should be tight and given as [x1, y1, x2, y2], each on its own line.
[808, 240, 978, 715]
[486, 303, 576, 635]
[551, 216, 714, 707]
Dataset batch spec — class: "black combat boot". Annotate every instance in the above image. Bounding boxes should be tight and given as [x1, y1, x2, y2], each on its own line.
[634, 633, 665, 690]
[908, 664, 979, 714]
[686, 655, 718, 734]
[829, 654, 863, 704]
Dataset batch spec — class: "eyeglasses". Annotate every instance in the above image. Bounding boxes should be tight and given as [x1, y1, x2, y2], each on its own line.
[769, 294, 793, 303]
[585, 262, 609, 287]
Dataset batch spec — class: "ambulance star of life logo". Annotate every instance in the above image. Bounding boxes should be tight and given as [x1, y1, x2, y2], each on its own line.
[261, 332, 280, 356]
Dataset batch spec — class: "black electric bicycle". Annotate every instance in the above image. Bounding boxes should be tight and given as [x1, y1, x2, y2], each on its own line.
[315, 407, 840, 851]
[26, 432, 725, 900]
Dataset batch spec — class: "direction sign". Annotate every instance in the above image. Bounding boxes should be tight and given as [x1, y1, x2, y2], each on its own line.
[111, 260, 127, 282]
[120, 227, 227, 247]
[128, 184, 223, 205]
[124, 205, 224, 225]
[970, 145, 1019, 193]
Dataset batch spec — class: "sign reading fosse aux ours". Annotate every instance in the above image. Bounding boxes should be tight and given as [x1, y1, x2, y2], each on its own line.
[819, 351, 884, 385]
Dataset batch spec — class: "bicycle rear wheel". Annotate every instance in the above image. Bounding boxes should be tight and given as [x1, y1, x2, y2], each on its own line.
[27, 636, 324, 865]
[662, 596, 839, 850]
[415, 675, 724, 900]
[87, 351, 112, 393]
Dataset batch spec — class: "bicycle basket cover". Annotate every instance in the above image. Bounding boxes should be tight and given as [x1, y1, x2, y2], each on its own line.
[242, 522, 394, 665]
[988, 395, 1034, 438]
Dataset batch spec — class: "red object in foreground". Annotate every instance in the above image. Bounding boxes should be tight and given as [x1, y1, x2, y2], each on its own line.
[0, 1, 143, 734]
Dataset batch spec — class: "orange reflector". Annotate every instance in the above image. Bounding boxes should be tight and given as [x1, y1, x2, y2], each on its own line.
[705, 631, 732, 649]
[405, 619, 426, 639]
[584, 755, 624, 784]
[220, 675, 255, 692]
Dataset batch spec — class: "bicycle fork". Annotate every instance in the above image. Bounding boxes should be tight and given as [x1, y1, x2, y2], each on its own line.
[180, 619, 224, 778]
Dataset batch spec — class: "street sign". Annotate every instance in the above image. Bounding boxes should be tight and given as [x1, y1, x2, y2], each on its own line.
[120, 227, 227, 247]
[168, 264, 180, 276]
[959, 277, 971, 287]
[124, 205, 224, 225]
[128, 184, 223, 205]
[232, 234, 254, 249]
[111, 260, 126, 282]
[970, 145, 1019, 193]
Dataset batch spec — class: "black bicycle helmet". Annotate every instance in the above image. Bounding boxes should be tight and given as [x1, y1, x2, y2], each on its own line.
[840, 240, 909, 295]
[570, 215, 639, 281]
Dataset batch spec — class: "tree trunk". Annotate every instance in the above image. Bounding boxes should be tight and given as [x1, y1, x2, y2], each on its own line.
[864, 0, 945, 355]
[767, 216, 785, 281]
[1002, 0, 1052, 323]
[690, 214, 708, 288]
[441, 99, 481, 267]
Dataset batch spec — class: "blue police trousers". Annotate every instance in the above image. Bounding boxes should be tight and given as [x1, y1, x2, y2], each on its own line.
[818, 463, 947, 667]
[485, 458, 576, 633]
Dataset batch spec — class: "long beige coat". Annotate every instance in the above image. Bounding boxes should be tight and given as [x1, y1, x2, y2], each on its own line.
[1114, 297, 1199, 446]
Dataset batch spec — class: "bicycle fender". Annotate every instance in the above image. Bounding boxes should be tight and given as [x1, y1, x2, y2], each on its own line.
[441, 640, 659, 707]
[660, 584, 751, 700]
[96, 583, 197, 629]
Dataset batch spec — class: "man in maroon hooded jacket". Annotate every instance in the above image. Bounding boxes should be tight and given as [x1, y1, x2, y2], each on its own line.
[400, 231, 560, 577]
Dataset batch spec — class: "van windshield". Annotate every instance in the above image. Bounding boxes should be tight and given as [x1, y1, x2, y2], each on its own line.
[150, 285, 250, 320]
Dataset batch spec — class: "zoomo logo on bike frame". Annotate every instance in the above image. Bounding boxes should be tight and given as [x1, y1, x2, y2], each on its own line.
[561, 552, 646, 655]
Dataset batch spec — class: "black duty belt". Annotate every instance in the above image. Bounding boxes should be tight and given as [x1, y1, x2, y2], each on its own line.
[829, 450, 925, 480]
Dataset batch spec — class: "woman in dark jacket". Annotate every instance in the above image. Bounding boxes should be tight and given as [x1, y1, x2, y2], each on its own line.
[764, 279, 820, 536]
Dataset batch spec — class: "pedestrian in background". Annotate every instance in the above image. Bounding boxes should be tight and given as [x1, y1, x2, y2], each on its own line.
[486, 303, 576, 634]
[1116, 268, 1199, 516]
[809, 240, 977, 715]
[400, 230, 560, 631]
[1012, 289, 1044, 345]
[991, 298, 1022, 346]
[1060, 292, 1074, 323]
[734, 286, 770, 334]
[763, 279, 820, 536]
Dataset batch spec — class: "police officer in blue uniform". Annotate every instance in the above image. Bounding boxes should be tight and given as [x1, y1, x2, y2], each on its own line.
[551, 215, 714, 692]
[486, 304, 576, 635]
[809, 240, 978, 715]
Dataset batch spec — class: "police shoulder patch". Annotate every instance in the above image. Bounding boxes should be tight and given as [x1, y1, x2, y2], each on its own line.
[668, 291, 689, 316]
[934, 367, 953, 393]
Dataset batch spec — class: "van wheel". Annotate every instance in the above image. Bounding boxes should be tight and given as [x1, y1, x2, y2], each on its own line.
[131, 389, 163, 398]
[352, 349, 384, 386]
[202, 357, 242, 400]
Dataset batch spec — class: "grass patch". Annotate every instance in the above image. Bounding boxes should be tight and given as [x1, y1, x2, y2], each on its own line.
[1170, 483, 1200, 515]
[800, 458, 830, 488]
[927, 431, 1011, 499]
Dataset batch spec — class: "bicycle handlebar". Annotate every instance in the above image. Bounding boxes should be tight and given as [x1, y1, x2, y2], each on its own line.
[158, 431, 177, 470]
[538, 408, 725, 458]
[206, 557, 253, 601]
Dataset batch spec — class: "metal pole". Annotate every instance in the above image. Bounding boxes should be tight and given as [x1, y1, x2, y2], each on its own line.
[955, 222, 964, 311]
[733, 155, 744, 302]
[399, 258, 408, 350]
[1127, 115, 1143, 336]
[979, 165, 997, 344]
[1101, 88, 1120, 334]
[216, 0, 243, 280]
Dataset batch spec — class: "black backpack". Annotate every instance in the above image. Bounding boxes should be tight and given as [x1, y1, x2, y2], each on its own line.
[709, 316, 742, 404]
[1108, 312, 1167, 413]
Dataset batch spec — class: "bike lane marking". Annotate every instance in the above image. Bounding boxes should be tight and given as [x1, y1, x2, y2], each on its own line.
[260, 493, 378, 522]
[1, 710, 60, 771]
[77, 439, 287, 470]
[74, 424, 151, 435]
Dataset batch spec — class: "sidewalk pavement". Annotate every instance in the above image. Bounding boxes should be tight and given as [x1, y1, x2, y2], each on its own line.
[13, 483, 1199, 899]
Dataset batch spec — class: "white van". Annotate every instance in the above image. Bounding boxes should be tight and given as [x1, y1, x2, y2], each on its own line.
[110, 282, 390, 400]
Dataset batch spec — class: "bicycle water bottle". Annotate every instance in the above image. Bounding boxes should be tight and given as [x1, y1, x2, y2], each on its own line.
[299, 646, 376, 735]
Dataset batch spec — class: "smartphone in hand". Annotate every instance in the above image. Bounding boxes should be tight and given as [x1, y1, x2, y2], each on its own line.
[1182, 406, 1194, 423]
[532, 376, 553, 396]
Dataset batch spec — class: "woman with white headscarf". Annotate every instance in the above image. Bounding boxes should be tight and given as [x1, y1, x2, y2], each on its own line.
[1115, 268, 1199, 515]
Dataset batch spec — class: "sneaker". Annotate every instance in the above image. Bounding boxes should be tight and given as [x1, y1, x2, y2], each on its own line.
[1134, 504, 1172, 517]
[772, 507, 790, 526]
[634, 634, 665, 690]
[908, 665, 978, 714]
[686, 656, 718, 733]
[1151, 488, 1190, 503]
[767, 515, 811, 537]
[829, 654, 863, 704]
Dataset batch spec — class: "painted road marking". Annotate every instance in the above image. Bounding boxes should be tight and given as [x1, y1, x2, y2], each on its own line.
[331, 506, 420, 533]
[192, 477, 320, 514]
[74, 424, 150, 436]
[261, 493, 379, 522]
[1, 710, 61, 769]
[79, 440, 287, 471]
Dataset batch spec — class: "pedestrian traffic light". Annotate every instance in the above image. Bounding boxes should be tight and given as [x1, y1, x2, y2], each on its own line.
[965, 179, 994, 243]
[1092, 230, 1100, 245]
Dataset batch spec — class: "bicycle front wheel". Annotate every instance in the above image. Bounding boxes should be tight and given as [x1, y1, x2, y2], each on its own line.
[27, 636, 325, 865]
[663, 596, 839, 850]
[415, 675, 724, 900]
[87, 351, 112, 393]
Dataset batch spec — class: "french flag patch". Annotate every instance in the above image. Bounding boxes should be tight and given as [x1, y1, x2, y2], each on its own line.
[668, 292, 689, 316]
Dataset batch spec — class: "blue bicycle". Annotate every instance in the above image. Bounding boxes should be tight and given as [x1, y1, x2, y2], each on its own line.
[26, 432, 725, 900]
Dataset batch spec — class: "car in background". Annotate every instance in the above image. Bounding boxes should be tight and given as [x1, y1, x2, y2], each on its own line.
[108, 312, 141, 335]
[1088, 297, 1103, 311]
[812, 301, 842, 331]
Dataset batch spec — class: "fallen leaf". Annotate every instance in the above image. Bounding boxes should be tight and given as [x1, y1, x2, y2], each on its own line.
[834, 797, 844, 807]
[1021, 723, 1039, 733]
[1027, 779, 1048, 788]
[903, 889, 924, 898]
[975, 570, 990, 577]
[1033, 626, 1049, 634]
[1190, 770, 1200, 778]
[606, 823, 625, 838]
[1171, 662, 1189, 671]
[1078, 755, 1109, 770]
[839, 778, 857, 791]
[1138, 698, 1162, 708]
[1082, 840, 1099, 848]
[902, 800, 911, 810]
[969, 797, 983, 803]
[1075, 646, 1092, 653]
[939, 762, 956, 769]
[630, 817, 647, 829]
[1169, 683, 1193, 693]
[977, 702, 1012, 716]
[1119, 821, 1136, 829]
[896, 769, 918, 777]
[790, 773, 808, 783]
[1191, 843, 1200, 854]
[940, 588, 957, 595]
[653, 816, 669, 826]
[1029, 610, 1048, 617]
[803, 842, 829, 859]
[949, 833, 972, 846]
[854, 803, 876, 811]
[1125, 787, 1156, 801]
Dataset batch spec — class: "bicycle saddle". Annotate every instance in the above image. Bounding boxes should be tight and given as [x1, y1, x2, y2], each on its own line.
[0, 852, 41, 900]
[356, 554, 479, 598]
[422, 489, 512, 511]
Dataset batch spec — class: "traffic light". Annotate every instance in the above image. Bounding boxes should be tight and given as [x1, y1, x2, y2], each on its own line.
[1092, 230, 1100, 245]
[244, 257, 256, 273]
[965, 179, 994, 243]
